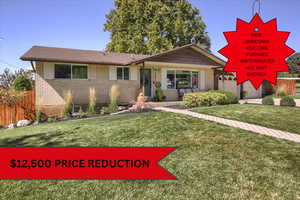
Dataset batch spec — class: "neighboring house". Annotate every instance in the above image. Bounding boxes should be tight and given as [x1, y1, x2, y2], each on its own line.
[20, 44, 262, 115]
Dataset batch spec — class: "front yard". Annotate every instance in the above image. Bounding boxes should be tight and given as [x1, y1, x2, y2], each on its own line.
[193, 104, 300, 135]
[0, 111, 299, 199]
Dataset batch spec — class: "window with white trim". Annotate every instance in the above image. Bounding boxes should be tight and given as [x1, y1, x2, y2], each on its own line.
[117, 67, 130, 80]
[166, 70, 199, 89]
[54, 64, 88, 79]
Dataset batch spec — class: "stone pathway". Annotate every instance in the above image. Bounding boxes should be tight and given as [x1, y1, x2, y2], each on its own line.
[154, 107, 300, 143]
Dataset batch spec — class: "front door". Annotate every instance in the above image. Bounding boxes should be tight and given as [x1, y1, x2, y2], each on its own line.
[140, 69, 152, 97]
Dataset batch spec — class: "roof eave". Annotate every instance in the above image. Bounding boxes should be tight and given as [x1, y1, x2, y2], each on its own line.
[20, 57, 128, 66]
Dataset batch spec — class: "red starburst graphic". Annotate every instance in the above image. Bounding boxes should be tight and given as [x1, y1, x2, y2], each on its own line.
[219, 14, 295, 89]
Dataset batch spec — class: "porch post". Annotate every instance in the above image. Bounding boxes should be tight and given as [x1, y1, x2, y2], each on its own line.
[240, 83, 244, 99]
[213, 69, 219, 90]
[142, 62, 145, 94]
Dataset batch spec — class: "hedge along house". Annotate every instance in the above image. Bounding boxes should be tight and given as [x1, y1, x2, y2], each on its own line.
[20, 44, 262, 115]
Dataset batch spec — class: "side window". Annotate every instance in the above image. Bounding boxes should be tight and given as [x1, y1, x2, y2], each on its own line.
[123, 67, 129, 80]
[117, 67, 130, 80]
[54, 64, 87, 79]
[55, 64, 71, 79]
[72, 65, 87, 79]
[117, 68, 123, 80]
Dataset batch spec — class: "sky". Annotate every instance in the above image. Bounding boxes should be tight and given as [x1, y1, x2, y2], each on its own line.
[0, 0, 299, 72]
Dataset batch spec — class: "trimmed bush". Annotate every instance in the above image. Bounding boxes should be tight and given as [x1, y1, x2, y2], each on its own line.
[280, 96, 296, 107]
[209, 90, 238, 104]
[12, 75, 32, 91]
[182, 92, 227, 107]
[262, 96, 274, 105]
[154, 89, 166, 102]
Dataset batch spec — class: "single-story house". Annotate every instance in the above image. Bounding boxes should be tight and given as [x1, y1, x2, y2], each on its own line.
[20, 44, 262, 115]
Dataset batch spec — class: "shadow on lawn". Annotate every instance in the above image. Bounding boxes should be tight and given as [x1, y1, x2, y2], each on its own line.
[0, 130, 82, 147]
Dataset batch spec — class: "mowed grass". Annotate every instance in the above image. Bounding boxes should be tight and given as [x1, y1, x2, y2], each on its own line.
[0, 112, 299, 200]
[193, 104, 300, 135]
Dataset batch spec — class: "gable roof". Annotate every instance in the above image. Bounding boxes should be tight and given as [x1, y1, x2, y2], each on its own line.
[20, 46, 148, 65]
[20, 44, 225, 67]
[129, 44, 225, 66]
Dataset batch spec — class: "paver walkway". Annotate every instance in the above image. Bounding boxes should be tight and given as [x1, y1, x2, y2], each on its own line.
[154, 107, 300, 143]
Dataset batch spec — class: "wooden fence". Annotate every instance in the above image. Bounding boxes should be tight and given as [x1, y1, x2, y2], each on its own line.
[274, 80, 296, 95]
[0, 91, 35, 126]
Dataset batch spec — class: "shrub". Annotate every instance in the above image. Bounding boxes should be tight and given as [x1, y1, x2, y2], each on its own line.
[35, 110, 41, 123]
[0, 68, 33, 89]
[154, 89, 166, 102]
[100, 85, 120, 115]
[262, 96, 274, 105]
[35, 97, 44, 123]
[62, 90, 73, 117]
[0, 89, 24, 106]
[209, 90, 238, 104]
[47, 115, 59, 123]
[88, 88, 97, 114]
[109, 84, 120, 111]
[276, 85, 287, 97]
[277, 91, 287, 97]
[182, 92, 227, 108]
[77, 107, 87, 118]
[12, 75, 32, 91]
[100, 105, 117, 115]
[280, 96, 296, 107]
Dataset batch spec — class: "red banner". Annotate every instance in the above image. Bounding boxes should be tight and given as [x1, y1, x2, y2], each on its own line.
[0, 147, 176, 179]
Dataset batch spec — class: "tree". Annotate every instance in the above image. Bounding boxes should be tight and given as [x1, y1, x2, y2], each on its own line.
[287, 53, 300, 74]
[0, 68, 33, 89]
[12, 75, 33, 91]
[104, 0, 210, 55]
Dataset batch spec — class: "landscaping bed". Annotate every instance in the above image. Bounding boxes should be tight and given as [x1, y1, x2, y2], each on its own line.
[193, 104, 300, 135]
[0, 112, 299, 199]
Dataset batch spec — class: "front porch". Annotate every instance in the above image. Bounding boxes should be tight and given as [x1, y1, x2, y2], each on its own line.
[139, 61, 217, 101]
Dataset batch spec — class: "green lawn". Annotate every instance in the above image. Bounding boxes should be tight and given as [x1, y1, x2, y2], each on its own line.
[0, 112, 300, 199]
[193, 104, 300, 135]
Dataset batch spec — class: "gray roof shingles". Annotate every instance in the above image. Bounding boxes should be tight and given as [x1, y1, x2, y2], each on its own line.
[20, 46, 149, 65]
[20, 44, 225, 66]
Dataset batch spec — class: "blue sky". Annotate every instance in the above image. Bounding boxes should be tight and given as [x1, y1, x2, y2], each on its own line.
[0, 0, 299, 72]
